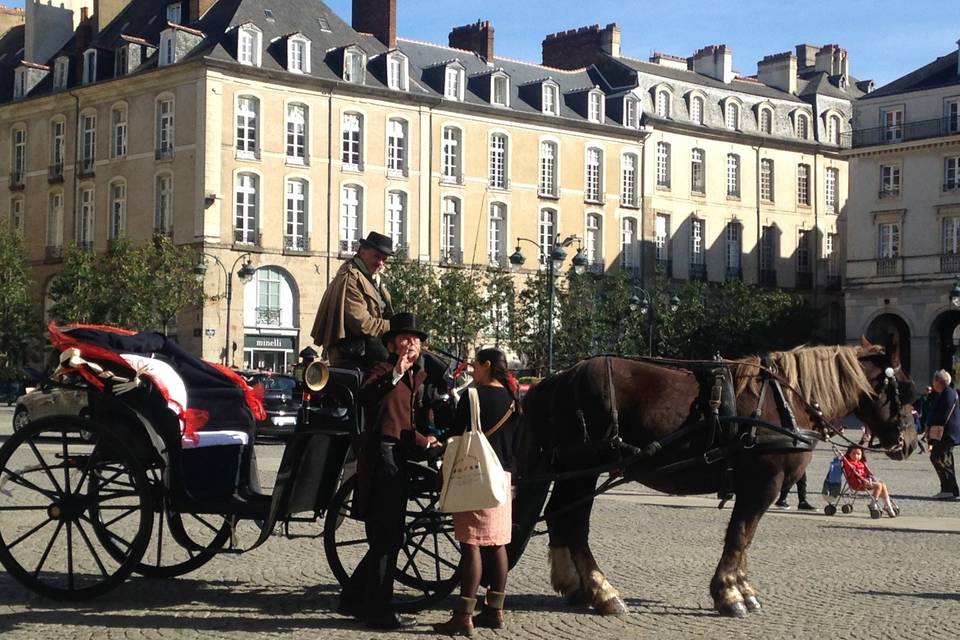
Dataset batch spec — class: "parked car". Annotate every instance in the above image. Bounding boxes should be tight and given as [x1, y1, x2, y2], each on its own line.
[241, 371, 301, 440]
[13, 380, 89, 432]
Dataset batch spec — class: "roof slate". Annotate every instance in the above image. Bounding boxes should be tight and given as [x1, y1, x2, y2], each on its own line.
[864, 49, 960, 99]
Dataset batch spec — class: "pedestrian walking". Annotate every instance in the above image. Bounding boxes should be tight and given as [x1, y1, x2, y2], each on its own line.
[926, 370, 960, 500]
[774, 472, 816, 510]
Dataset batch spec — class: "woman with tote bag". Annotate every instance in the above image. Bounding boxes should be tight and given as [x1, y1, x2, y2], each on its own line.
[434, 348, 521, 636]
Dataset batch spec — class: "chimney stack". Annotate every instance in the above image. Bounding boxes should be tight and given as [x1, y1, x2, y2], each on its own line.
[75, 6, 93, 53]
[541, 22, 619, 70]
[449, 20, 494, 62]
[757, 52, 797, 94]
[352, 0, 397, 49]
[25, 0, 94, 63]
[795, 44, 819, 71]
[691, 45, 734, 83]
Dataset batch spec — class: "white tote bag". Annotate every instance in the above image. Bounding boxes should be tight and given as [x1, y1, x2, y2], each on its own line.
[438, 388, 509, 513]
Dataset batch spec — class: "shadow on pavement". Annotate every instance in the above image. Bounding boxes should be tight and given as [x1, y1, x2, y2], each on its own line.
[854, 590, 960, 602]
[818, 524, 959, 535]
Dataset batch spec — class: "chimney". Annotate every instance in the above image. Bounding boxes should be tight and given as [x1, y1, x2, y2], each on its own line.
[691, 45, 733, 83]
[0, 5, 24, 39]
[75, 7, 93, 53]
[542, 22, 619, 70]
[93, 0, 133, 31]
[189, 0, 218, 23]
[25, 0, 94, 63]
[649, 51, 688, 70]
[352, 0, 397, 49]
[795, 44, 819, 70]
[757, 52, 797, 94]
[449, 20, 494, 62]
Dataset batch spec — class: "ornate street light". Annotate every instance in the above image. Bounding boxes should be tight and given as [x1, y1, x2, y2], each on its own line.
[950, 279, 960, 308]
[194, 252, 255, 366]
[628, 287, 680, 356]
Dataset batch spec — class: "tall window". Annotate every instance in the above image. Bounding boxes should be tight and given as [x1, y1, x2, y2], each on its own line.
[543, 83, 559, 116]
[725, 102, 739, 130]
[387, 118, 407, 176]
[825, 167, 839, 212]
[155, 173, 173, 233]
[585, 214, 602, 266]
[624, 98, 639, 128]
[11, 127, 25, 184]
[760, 226, 776, 273]
[77, 187, 95, 246]
[725, 222, 742, 277]
[797, 164, 811, 205]
[441, 197, 461, 263]
[588, 91, 604, 123]
[83, 50, 97, 84]
[943, 217, 960, 255]
[947, 99, 960, 134]
[10, 197, 23, 232]
[344, 49, 365, 83]
[825, 233, 840, 277]
[795, 113, 809, 139]
[116, 47, 128, 75]
[47, 192, 64, 249]
[111, 107, 127, 158]
[236, 96, 259, 159]
[386, 190, 407, 249]
[79, 113, 96, 173]
[285, 179, 307, 251]
[341, 112, 362, 170]
[585, 147, 603, 201]
[235, 173, 258, 244]
[880, 164, 901, 197]
[828, 115, 841, 144]
[690, 95, 704, 125]
[387, 53, 408, 91]
[286, 103, 307, 163]
[760, 158, 774, 201]
[690, 218, 705, 266]
[489, 133, 508, 189]
[444, 66, 463, 101]
[759, 108, 772, 134]
[340, 184, 362, 252]
[441, 126, 462, 182]
[539, 141, 558, 196]
[654, 213, 670, 265]
[160, 33, 175, 66]
[726, 154, 740, 197]
[156, 97, 174, 159]
[656, 90, 670, 118]
[109, 181, 126, 240]
[256, 268, 281, 325]
[797, 230, 812, 273]
[54, 58, 69, 89]
[881, 107, 903, 143]
[238, 26, 262, 67]
[691, 148, 704, 194]
[878, 223, 899, 258]
[288, 37, 310, 73]
[488, 202, 506, 265]
[50, 120, 65, 175]
[621, 153, 638, 207]
[945, 156, 960, 191]
[656, 142, 670, 188]
[621, 217, 639, 269]
[492, 75, 509, 107]
[539, 209, 556, 265]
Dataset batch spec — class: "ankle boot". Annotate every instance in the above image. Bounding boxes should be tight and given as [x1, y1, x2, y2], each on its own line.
[475, 591, 506, 629]
[433, 596, 476, 637]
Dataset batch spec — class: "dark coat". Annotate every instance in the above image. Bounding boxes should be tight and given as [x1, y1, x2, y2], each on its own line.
[928, 385, 960, 443]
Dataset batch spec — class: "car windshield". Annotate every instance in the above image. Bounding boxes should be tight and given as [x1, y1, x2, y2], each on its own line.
[255, 375, 296, 392]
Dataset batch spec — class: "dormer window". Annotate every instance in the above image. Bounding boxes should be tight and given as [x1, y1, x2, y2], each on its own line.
[343, 47, 366, 83]
[53, 57, 69, 90]
[542, 82, 559, 116]
[588, 89, 604, 123]
[237, 24, 262, 67]
[624, 97, 640, 128]
[287, 35, 311, 74]
[491, 73, 510, 107]
[655, 89, 671, 118]
[83, 49, 97, 85]
[13, 68, 25, 99]
[444, 65, 464, 101]
[386, 52, 408, 91]
[723, 99, 741, 131]
[166, 2, 182, 24]
[159, 32, 176, 66]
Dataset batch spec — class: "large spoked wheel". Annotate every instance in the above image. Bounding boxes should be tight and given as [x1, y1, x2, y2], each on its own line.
[92, 463, 231, 578]
[0, 416, 153, 600]
[324, 462, 460, 612]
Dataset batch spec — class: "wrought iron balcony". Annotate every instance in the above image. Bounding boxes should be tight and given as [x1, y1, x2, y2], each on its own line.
[876, 257, 900, 277]
[795, 271, 813, 289]
[689, 262, 706, 281]
[9, 169, 24, 189]
[845, 117, 960, 148]
[153, 226, 172, 238]
[256, 307, 282, 326]
[725, 266, 742, 281]
[944, 181, 960, 193]
[941, 253, 960, 273]
[48, 163, 64, 182]
[234, 229, 261, 246]
[284, 236, 309, 252]
[760, 269, 777, 288]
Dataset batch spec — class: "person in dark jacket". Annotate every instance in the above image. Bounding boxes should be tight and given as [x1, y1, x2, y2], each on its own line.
[337, 313, 438, 629]
[927, 369, 960, 499]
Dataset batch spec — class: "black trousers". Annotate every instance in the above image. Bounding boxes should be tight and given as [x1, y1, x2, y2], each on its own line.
[930, 438, 959, 495]
[342, 445, 408, 616]
[779, 472, 808, 502]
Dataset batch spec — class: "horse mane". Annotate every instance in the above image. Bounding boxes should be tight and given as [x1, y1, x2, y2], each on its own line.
[733, 345, 876, 418]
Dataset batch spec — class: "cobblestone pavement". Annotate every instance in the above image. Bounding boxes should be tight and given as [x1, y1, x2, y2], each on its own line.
[1, 405, 958, 639]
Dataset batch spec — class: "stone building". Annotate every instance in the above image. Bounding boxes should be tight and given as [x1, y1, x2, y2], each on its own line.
[0, 0, 864, 369]
[843, 41, 960, 383]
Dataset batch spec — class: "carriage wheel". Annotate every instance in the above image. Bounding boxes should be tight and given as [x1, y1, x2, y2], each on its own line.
[323, 464, 460, 613]
[0, 416, 153, 600]
[91, 463, 231, 578]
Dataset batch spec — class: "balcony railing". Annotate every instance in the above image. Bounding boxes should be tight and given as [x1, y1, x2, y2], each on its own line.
[795, 271, 813, 289]
[876, 257, 900, 277]
[845, 117, 960, 148]
[45, 245, 62, 260]
[879, 186, 900, 199]
[944, 181, 960, 193]
[725, 266, 742, 281]
[155, 145, 174, 161]
[9, 169, 24, 189]
[255, 307, 282, 326]
[78, 157, 95, 176]
[760, 269, 777, 288]
[48, 163, 64, 182]
[284, 236, 309, 252]
[941, 253, 960, 273]
[234, 229, 261, 246]
[689, 262, 706, 281]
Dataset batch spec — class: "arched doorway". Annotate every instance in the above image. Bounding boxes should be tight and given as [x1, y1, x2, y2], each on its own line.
[931, 310, 960, 376]
[866, 313, 911, 373]
[242, 266, 300, 373]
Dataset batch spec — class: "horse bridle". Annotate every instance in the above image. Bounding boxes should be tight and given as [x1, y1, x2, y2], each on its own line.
[868, 364, 908, 454]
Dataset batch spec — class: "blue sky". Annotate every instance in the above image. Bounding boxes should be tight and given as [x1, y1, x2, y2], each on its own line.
[7, 0, 958, 87]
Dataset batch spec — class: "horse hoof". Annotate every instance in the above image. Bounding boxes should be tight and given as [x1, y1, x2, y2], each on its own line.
[743, 596, 761, 612]
[718, 601, 749, 618]
[566, 588, 592, 606]
[595, 596, 628, 616]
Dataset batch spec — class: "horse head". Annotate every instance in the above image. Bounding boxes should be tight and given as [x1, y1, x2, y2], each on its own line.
[854, 336, 917, 460]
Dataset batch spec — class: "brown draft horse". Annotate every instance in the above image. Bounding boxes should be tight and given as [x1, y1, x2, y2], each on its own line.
[515, 338, 917, 617]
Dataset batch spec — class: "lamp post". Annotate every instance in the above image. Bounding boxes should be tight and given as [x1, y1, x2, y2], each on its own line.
[509, 234, 588, 373]
[193, 252, 256, 366]
[628, 287, 680, 356]
[950, 278, 960, 308]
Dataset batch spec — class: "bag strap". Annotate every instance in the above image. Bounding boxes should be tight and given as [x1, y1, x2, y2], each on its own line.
[468, 387, 481, 433]
[484, 402, 515, 439]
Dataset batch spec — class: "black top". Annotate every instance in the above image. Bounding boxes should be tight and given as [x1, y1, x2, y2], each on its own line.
[451, 385, 521, 473]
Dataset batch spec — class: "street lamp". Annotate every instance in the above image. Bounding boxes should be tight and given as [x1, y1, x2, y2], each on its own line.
[950, 278, 960, 308]
[628, 287, 680, 356]
[194, 252, 256, 366]
[509, 234, 585, 373]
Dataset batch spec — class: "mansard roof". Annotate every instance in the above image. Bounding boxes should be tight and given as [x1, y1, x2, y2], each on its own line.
[864, 49, 960, 99]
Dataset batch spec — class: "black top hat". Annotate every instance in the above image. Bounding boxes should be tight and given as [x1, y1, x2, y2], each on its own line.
[358, 231, 395, 256]
[382, 312, 429, 343]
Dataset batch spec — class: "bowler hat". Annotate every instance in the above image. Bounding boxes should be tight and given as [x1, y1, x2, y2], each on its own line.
[358, 231, 395, 256]
[382, 312, 429, 343]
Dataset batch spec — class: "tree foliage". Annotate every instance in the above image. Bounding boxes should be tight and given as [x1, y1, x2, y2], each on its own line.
[0, 223, 38, 379]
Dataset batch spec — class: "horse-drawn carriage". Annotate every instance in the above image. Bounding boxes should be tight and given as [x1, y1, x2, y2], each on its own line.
[0, 324, 919, 619]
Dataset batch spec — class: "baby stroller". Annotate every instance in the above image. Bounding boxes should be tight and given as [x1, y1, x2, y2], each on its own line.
[821, 448, 901, 519]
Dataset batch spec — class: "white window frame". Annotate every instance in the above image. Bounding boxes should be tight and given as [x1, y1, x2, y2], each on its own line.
[943, 217, 960, 255]
[441, 126, 462, 183]
[656, 142, 670, 188]
[341, 111, 363, 171]
[235, 96, 259, 159]
[441, 197, 462, 263]
[585, 147, 603, 202]
[759, 107, 773, 134]
[47, 191, 64, 248]
[881, 107, 903, 143]
[386, 118, 407, 177]
[111, 106, 127, 158]
[489, 132, 508, 190]
[825, 167, 838, 212]
[340, 184, 363, 253]
[878, 223, 899, 259]
[542, 82, 560, 116]
[797, 230, 812, 273]
[155, 172, 173, 233]
[160, 32, 176, 66]
[725, 222, 742, 274]
[726, 153, 740, 198]
[622, 217, 640, 269]
[11, 127, 25, 184]
[760, 225, 776, 272]
[237, 25, 262, 67]
[156, 96, 175, 159]
[539, 140, 558, 197]
[827, 114, 841, 145]
[724, 100, 740, 131]
[166, 2, 182, 23]
[690, 217, 705, 266]
[654, 213, 670, 264]
[588, 90, 605, 123]
[387, 52, 409, 91]
[51, 119, 66, 172]
[491, 73, 510, 107]
[10, 196, 23, 232]
[880, 163, 901, 197]
[77, 186, 95, 246]
[585, 213, 602, 266]
[760, 158, 774, 202]
[287, 35, 311, 74]
[539, 208, 556, 266]
[79, 112, 96, 173]
[690, 94, 704, 125]
[344, 48, 366, 84]
[947, 99, 960, 135]
[13, 68, 25, 100]
[285, 103, 308, 164]
[621, 153, 638, 207]
[488, 202, 507, 265]
[797, 163, 811, 205]
[691, 147, 704, 194]
[109, 180, 126, 240]
[53, 58, 69, 90]
[795, 112, 810, 139]
[82, 49, 97, 85]
[235, 173, 259, 244]
[945, 156, 960, 191]
[285, 178, 308, 251]
[655, 89, 671, 119]
[444, 65, 464, 101]
[624, 97, 640, 128]
[386, 190, 407, 250]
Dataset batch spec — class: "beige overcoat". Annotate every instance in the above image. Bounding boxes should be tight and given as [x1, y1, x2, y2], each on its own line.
[310, 259, 393, 355]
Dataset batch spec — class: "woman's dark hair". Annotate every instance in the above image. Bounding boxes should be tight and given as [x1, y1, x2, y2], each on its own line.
[845, 444, 866, 463]
[476, 348, 520, 413]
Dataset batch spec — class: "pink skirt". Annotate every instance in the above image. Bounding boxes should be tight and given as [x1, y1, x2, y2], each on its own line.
[452, 472, 512, 546]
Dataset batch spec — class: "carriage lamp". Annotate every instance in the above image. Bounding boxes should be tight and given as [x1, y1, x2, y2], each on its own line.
[950, 279, 960, 308]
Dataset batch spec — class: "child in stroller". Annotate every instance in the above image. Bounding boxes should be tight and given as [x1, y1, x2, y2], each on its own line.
[842, 444, 898, 518]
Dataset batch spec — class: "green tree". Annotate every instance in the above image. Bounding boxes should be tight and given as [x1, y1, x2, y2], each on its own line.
[48, 243, 101, 324]
[0, 222, 38, 378]
[149, 235, 204, 333]
[385, 250, 435, 319]
[97, 238, 154, 327]
[484, 266, 516, 349]
[511, 269, 552, 374]
[428, 266, 487, 359]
